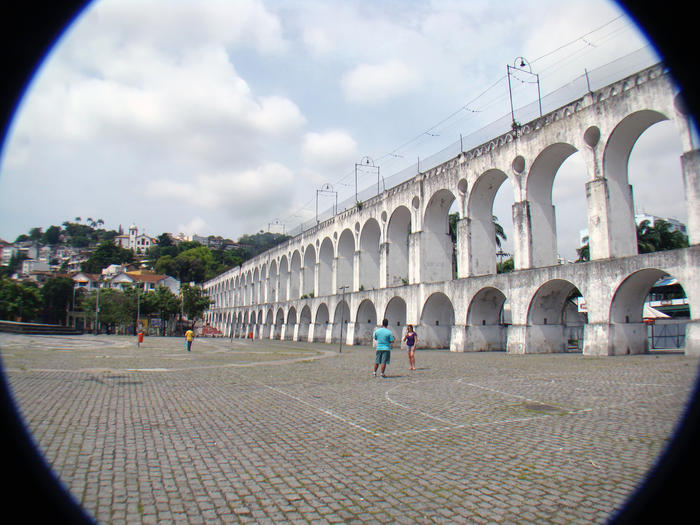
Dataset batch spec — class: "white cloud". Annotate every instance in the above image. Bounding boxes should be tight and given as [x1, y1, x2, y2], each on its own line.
[178, 217, 210, 237]
[342, 59, 422, 104]
[147, 162, 296, 214]
[302, 130, 357, 168]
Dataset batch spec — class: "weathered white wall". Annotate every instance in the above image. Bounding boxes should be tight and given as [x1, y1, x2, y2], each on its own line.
[205, 64, 699, 356]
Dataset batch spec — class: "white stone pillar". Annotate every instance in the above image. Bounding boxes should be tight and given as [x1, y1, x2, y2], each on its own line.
[512, 201, 533, 270]
[331, 257, 338, 295]
[299, 266, 305, 299]
[314, 262, 320, 297]
[353, 250, 361, 292]
[379, 242, 389, 288]
[408, 232, 421, 284]
[455, 218, 471, 278]
[681, 149, 700, 245]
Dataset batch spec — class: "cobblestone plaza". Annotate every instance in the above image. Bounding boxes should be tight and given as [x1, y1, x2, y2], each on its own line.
[1, 334, 698, 524]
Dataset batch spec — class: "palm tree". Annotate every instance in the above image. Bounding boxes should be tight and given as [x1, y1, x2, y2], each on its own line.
[637, 219, 689, 253]
[493, 215, 507, 248]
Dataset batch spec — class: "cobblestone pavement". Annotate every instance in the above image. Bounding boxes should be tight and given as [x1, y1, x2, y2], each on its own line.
[1, 334, 698, 524]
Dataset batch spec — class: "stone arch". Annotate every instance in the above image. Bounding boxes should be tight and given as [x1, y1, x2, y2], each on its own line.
[527, 279, 586, 353]
[318, 237, 334, 297]
[290, 250, 302, 300]
[252, 267, 260, 304]
[355, 299, 378, 345]
[359, 218, 381, 290]
[260, 263, 268, 303]
[420, 292, 455, 348]
[286, 306, 297, 340]
[602, 109, 670, 257]
[268, 259, 278, 303]
[422, 189, 456, 282]
[609, 268, 681, 354]
[298, 304, 312, 342]
[384, 296, 408, 344]
[274, 307, 285, 339]
[387, 206, 411, 287]
[466, 286, 508, 351]
[313, 303, 330, 343]
[264, 308, 274, 338]
[526, 143, 579, 268]
[331, 300, 351, 344]
[467, 169, 508, 276]
[279, 255, 289, 302]
[303, 244, 316, 297]
[337, 229, 355, 291]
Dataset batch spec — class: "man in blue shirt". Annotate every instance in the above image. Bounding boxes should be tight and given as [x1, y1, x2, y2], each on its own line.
[373, 318, 395, 378]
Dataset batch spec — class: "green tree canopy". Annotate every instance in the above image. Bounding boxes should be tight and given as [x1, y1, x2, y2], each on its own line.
[41, 225, 62, 245]
[637, 219, 689, 253]
[81, 240, 134, 274]
[40, 276, 74, 324]
[181, 283, 213, 328]
[0, 277, 41, 321]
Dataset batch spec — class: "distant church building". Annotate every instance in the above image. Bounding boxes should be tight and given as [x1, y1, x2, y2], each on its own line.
[114, 224, 156, 254]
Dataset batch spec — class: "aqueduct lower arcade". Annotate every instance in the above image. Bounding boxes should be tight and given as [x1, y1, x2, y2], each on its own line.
[204, 64, 700, 356]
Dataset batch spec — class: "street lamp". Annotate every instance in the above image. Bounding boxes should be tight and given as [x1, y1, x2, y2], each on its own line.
[506, 56, 542, 129]
[354, 156, 382, 202]
[316, 183, 338, 224]
[94, 277, 101, 335]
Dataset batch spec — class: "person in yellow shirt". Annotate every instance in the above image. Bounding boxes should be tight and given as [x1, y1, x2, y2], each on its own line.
[184, 329, 194, 352]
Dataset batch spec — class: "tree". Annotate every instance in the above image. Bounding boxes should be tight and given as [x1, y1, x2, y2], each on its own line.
[181, 283, 213, 329]
[151, 286, 181, 335]
[493, 215, 507, 249]
[81, 240, 133, 274]
[1, 251, 27, 277]
[0, 277, 41, 321]
[497, 257, 514, 274]
[576, 244, 590, 262]
[637, 219, 689, 253]
[40, 276, 74, 324]
[28, 227, 43, 241]
[41, 225, 61, 245]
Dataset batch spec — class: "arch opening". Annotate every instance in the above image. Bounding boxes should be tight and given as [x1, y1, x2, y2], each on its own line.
[466, 287, 508, 351]
[420, 292, 455, 349]
[387, 206, 411, 287]
[610, 269, 690, 354]
[527, 279, 587, 353]
[354, 299, 378, 346]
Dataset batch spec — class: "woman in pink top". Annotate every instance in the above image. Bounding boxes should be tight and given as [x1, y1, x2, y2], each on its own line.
[403, 325, 417, 370]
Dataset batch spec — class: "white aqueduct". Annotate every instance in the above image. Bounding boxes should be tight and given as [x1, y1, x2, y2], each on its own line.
[204, 63, 700, 356]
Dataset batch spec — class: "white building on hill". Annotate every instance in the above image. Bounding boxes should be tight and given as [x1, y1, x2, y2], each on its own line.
[114, 224, 157, 254]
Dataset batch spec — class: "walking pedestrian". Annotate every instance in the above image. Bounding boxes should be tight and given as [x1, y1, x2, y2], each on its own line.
[403, 324, 418, 370]
[373, 318, 395, 378]
[185, 328, 194, 352]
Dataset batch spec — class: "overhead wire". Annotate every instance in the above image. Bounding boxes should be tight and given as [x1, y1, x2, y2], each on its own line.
[267, 13, 642, 233]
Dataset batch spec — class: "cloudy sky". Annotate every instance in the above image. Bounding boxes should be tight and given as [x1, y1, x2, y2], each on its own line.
[0, 0, 685, 260]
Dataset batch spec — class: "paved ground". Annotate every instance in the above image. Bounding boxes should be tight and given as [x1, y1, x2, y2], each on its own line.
[1, 333, 698, 524]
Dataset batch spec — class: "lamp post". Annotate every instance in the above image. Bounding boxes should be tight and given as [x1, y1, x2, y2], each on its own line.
[316, 183, 338, 224]
[506, 56, 542, 129]
[94, 278, 101, 335]
[354, 156, 381, 202]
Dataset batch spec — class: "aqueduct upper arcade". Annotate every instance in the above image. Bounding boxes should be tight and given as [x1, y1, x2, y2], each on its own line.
[204, 63, 700, 356]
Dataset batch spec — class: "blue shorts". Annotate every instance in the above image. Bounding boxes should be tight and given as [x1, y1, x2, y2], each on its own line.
[375, 350, 390, 365]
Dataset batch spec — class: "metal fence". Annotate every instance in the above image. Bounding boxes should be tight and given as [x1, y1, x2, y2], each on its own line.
[648, 322, 687, 349]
